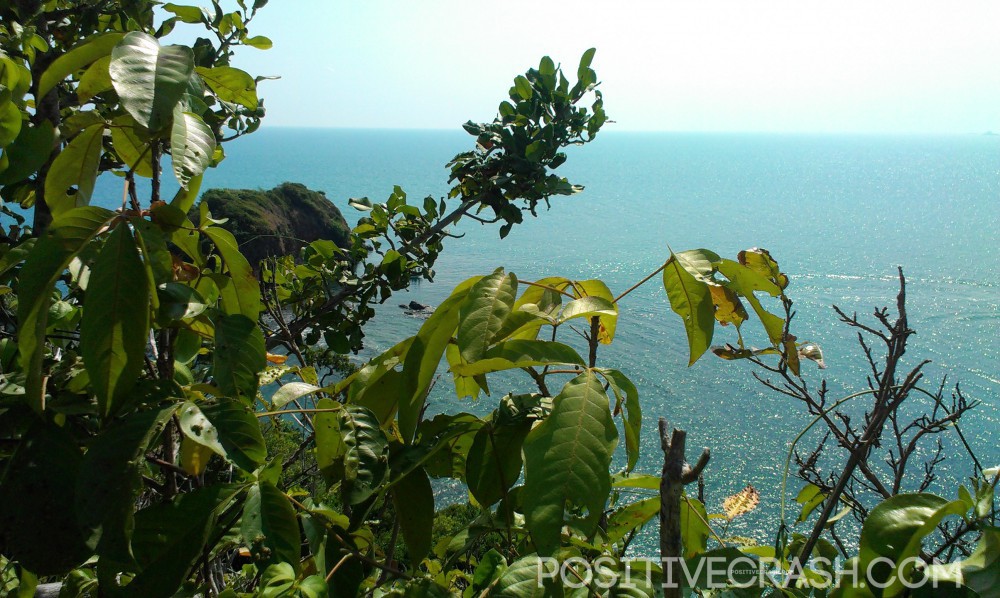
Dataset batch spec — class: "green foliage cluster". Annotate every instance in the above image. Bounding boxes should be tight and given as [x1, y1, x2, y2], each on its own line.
[0, 2, 994, 597]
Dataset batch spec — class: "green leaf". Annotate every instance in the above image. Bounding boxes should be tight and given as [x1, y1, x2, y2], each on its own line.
[201, 226, 261, 319]
[466, 419, 530, 507]
[110, 114, 153, 177]
[597, 368, 641, 473]
[339, 404, 389, 505]
[77, 55, 114, 103]
[243, 35, 273, 50]
[457, 268, 517, 363]
[45, 123, 105, 217]
[0, 100, 21, 148]
[396, 277, 479, 441]
[171, 111, 216, 188]
[202, 398, 267, 471]
[0, 422, 90, 576]
[80, 221, 150, 417]
[17, 207, 116, 412]
[570, 279, 618, 343]
[109, 32, 194, 131]
[162, 3, 205, 23]
[859, 493, 969, 596]
[795, 483, 826, 524]
[492, 555, 558, 597]
[522, 370, 618, 555]
[450, 339, 585, 377]
[314, 396, 346, 478]
[606, 497, 660, 545]
[680, 496, 711, 559]
[77, 406, 175, 565]
[38, 33, 125, 99]
[663, 251, 716, 365]
[557, 295, 617, 325]
[178, 401, 227, 457]
[213, 314, 265, 401]
[315, 399, 389, 505]
[390, 466, 434, 565]
[272, 381, 321, 409]
[196, 66, 258, 109]
[513, 75, 533, 100]
[241, 481, 301, 572]
[128, 484, 242, 597]
[0, 121, 54, 185]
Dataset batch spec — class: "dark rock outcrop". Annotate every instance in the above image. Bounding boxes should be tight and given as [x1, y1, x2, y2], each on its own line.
[193, 182, 351, 265]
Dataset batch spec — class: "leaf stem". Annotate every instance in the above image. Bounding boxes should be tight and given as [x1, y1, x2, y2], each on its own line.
[613, 261, 667, 303]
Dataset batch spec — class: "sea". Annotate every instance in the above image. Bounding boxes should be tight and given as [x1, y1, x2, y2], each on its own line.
[87, 128, 999, 550]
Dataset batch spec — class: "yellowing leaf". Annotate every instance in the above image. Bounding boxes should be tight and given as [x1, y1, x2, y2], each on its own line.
[180, 436, 214, 475]
[265, 353, 287, 364]
[722, 484, 760, 520]
[709, 284, 747, 328]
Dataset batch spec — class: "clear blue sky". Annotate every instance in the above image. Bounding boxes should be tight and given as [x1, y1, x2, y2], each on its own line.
[203, 1, 1000, 133]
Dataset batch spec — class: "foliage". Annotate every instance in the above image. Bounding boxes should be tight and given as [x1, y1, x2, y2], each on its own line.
[0, 3, 993, 597]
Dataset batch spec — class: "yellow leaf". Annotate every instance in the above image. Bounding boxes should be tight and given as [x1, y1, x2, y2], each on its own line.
[180, 436, 214, 475]
[723, 484, 760, 520]
[709, 285, 748, 327]
[266, 352, 288, 364]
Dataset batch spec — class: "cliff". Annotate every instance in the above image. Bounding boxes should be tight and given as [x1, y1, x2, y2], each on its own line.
[194, 182, 351, 265]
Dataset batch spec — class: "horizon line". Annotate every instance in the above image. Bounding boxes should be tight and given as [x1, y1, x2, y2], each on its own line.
[249, 124, 999, 136]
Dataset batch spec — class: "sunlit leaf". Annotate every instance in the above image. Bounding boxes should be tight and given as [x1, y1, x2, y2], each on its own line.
[522, 371, 618, 555]
[109, 32, 194, 131]
[722, 484, 760, 520]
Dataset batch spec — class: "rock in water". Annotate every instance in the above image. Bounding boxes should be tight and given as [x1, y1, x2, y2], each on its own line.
[193, 182, 351, 266]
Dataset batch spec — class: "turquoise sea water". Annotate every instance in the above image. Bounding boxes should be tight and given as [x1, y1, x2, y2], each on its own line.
[93, 128, 999, 548]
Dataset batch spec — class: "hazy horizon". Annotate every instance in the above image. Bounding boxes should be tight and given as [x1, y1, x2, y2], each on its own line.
[204, 1, 1000, 135]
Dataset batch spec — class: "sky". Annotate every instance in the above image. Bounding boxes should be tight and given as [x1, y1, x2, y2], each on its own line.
[202, 1, 1000, 133]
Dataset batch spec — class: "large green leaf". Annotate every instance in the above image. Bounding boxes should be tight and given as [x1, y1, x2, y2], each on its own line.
[80, 221, 150, 417]
[557, 295, 617, 325]
[170, 110, 215, 188]
[858, 493, 969, 596]
[45, 122, 105, 217]
[491, 555, 559, 597]
[201, 225, 261, 319]
[77, 406, 175, 565]
[315, 399, 389, 505]
[195, 66, 258, 109]
[109, 32, 194, 131]
[662, 250, 716, 365]
[457, 268, 517, 363]
[522, 371, 618, 555]
[450, 339, 585, 377]
[241, 481, 301, 573]
[390, 466, 434, 565]
[213, 314, 265, 401]
[396, 277, 478, 441]
[202, 398, 267, 471]
[596, 368, 641, 473]
[127, 484, 242, 598]
[38, 32, 125, 99]
[17, 207, 116, 411]
[466, 419, 530, 507]
[0, 422, 90, 576]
